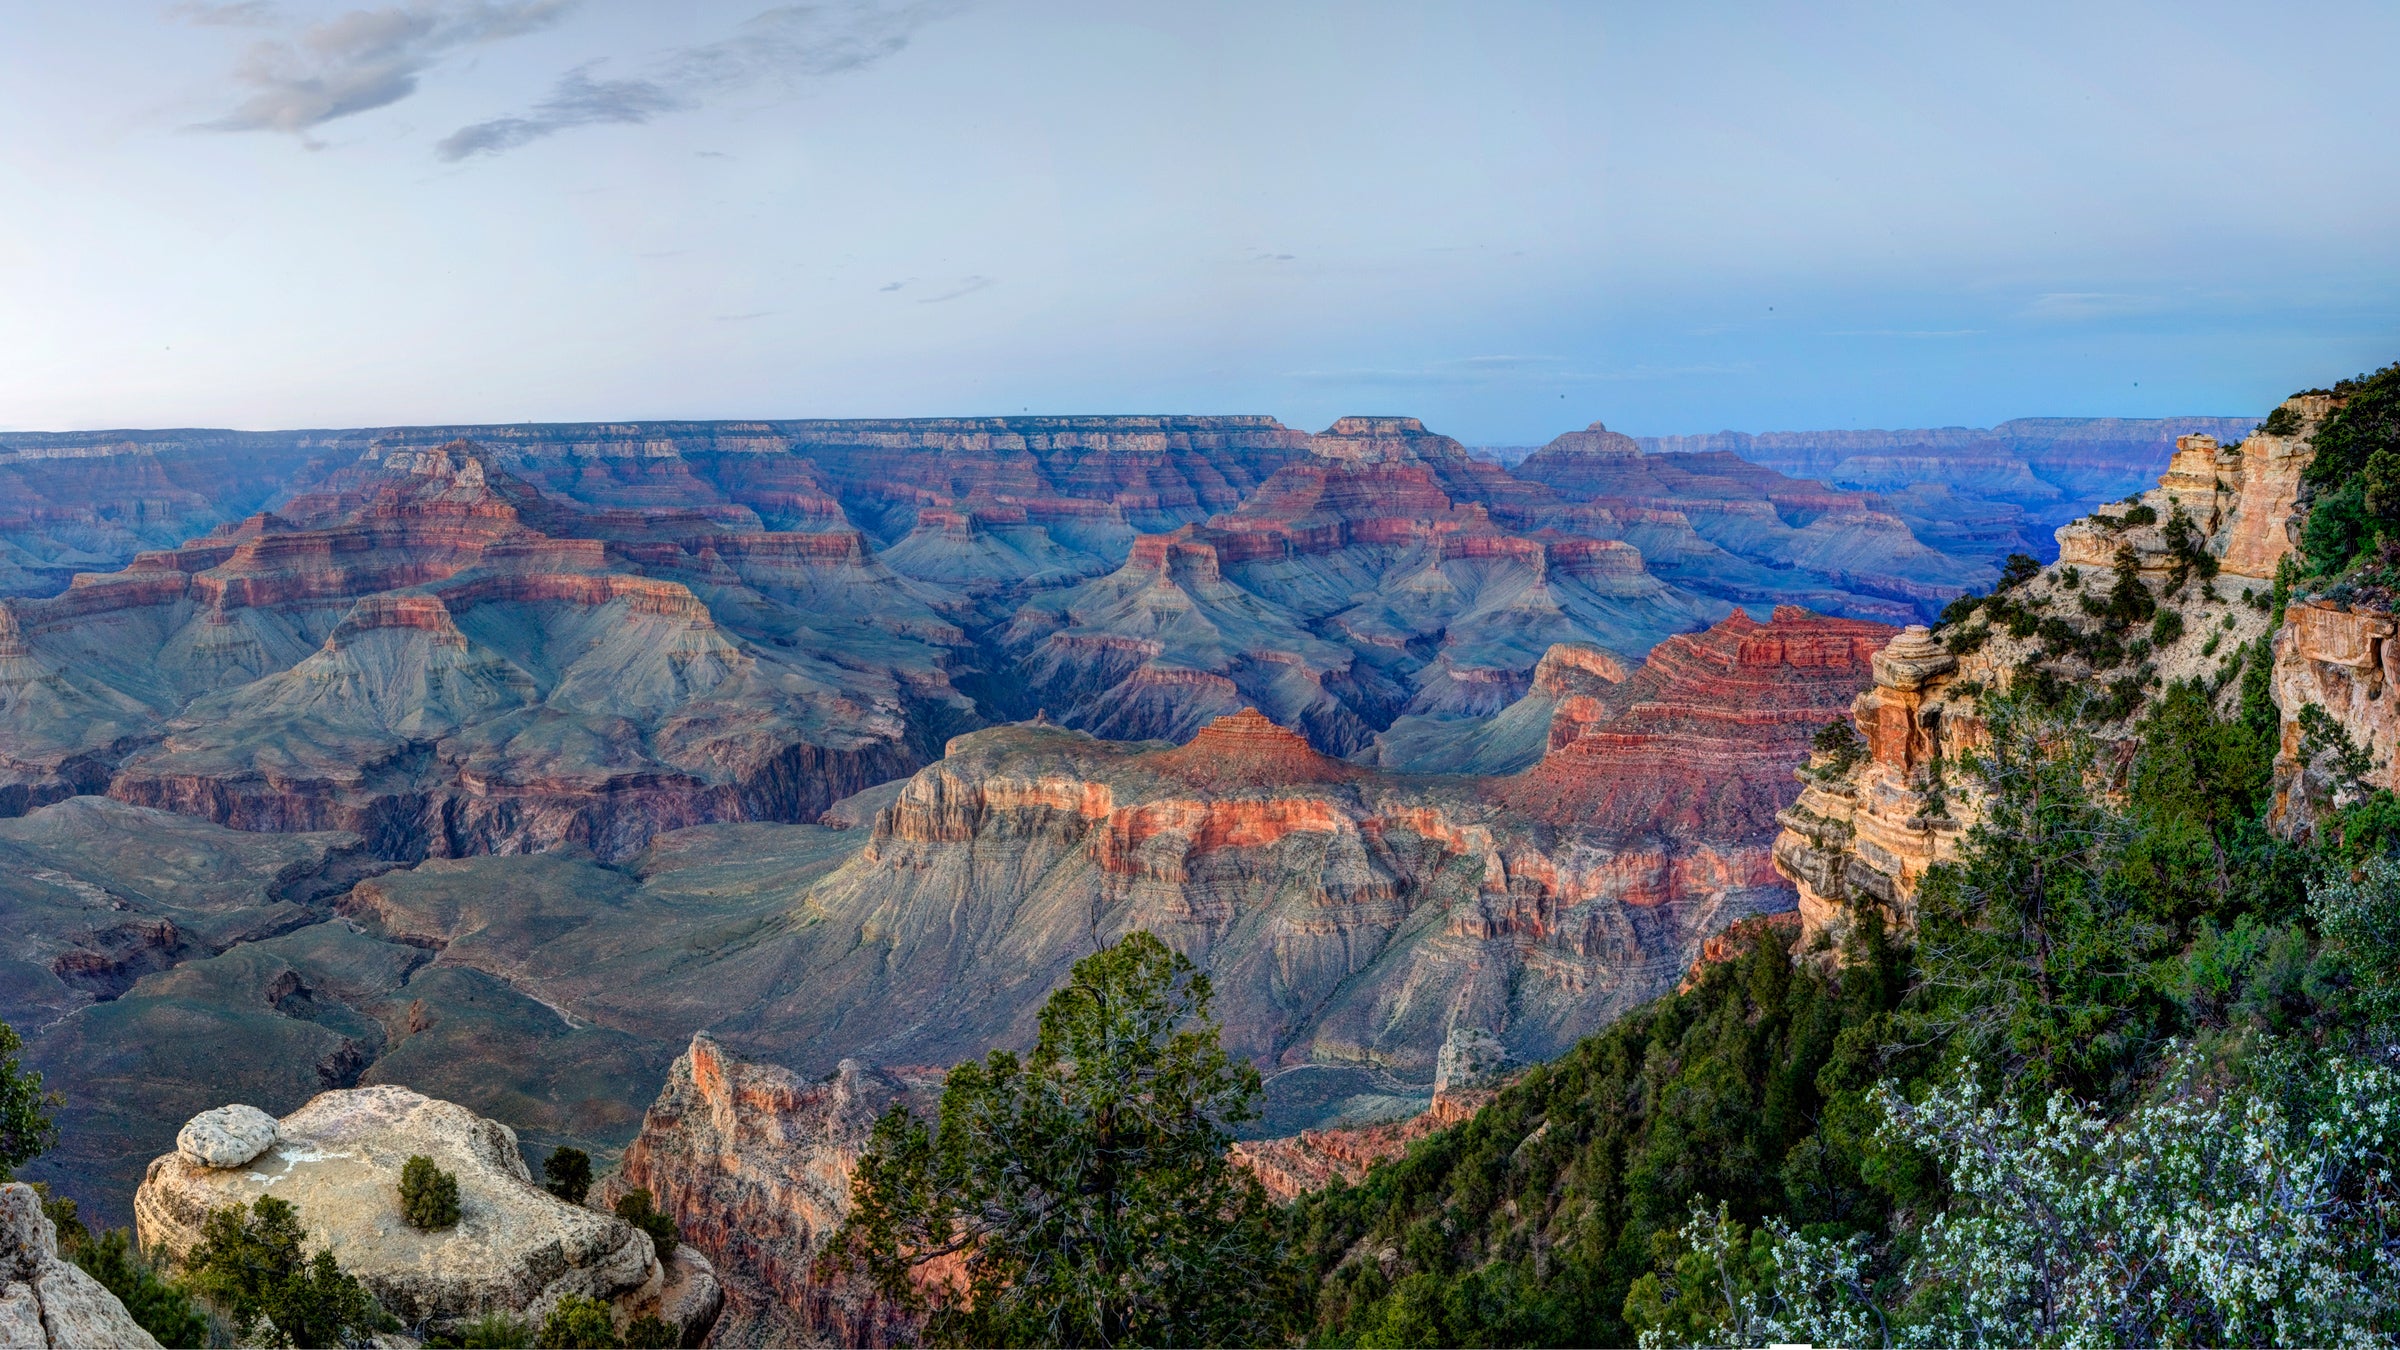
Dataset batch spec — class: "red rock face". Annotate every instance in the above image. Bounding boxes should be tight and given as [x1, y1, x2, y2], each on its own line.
[599, 1035, 938, 1348]
[1497, 607, 1894, 841]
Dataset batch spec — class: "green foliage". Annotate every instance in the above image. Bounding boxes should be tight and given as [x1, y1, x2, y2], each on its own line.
[2160, 503, 2218, 587]
[2312, 856, 2400, 1025]
[2298, 702, 2378, 802]
[401, 1153, 462, 1230]
[69, 1227, 209, 1348]
[1905, 697, 2174, 1101]
[2102, 544, 2155, 628]
[538, 1294, 620, 1349]
[0, 1020, 57, 1181]
[1995, 552, 2040, 591]
[2261, 403, 2303, 438]
[1293, 922, 1913, 1348]
[619, 1312, 678, 1348]
[828, 931, 1287, 1347]
[1810, 718, 1862, 778]
[543, 1147, 592, 1205]
[612, 1189, 677, 1262]
[2302, 478, 2374, 574]
[2302, 361, 2400, 487]
[184, 1195, 380, 1348]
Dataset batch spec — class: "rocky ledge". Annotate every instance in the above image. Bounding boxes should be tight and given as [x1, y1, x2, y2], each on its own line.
[0, 1184, 162, 1348]
[133, 1085, 720, 1341]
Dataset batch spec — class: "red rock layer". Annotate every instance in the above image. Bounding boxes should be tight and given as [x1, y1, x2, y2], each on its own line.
[1497, 607, 1893, 839]
[1146, 708, 1359, 791]
[1231, 1088, 1495, 1205]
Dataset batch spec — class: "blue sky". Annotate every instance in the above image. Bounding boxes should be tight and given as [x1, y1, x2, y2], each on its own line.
[2, 1, 2395, 441]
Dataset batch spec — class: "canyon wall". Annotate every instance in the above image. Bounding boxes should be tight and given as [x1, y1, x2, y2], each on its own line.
[1774, 404, 2320, 949]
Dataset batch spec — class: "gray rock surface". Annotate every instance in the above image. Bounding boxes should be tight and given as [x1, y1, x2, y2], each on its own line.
[135, 1085, 717, 1340]
[0, 1183, 161, 1349]
[175, 1104, 280, 1169]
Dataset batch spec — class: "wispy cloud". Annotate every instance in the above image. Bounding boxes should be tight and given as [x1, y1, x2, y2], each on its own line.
[191, 1, 574, 143]
[915, 275, 991, 303]
[172, 1, 283, 27]
[438, 1, 962, 161]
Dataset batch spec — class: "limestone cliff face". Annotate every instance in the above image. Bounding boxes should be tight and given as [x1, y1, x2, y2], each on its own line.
[1774, 398, 2322, 948]
[599, 1035, 936, 1348]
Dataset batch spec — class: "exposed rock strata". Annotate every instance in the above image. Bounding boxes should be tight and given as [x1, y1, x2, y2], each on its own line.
[0, 440, 968, 859]
[1774, 401, 2316, 948]
[135, 1085, 720, 1341]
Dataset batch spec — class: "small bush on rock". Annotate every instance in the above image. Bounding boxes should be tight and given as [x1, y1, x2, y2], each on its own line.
[612, 1189, 678, 1261]
[539, 1294, 619, 1348]
[432, 1310, 535, 1348]
[71, 1227, 209, 1348]
[543, 1147, 592, 1205]
[402, 1153, 462, 1229]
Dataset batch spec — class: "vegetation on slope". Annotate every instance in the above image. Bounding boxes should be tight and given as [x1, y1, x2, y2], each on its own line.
[1287, 660, 2400, 1346]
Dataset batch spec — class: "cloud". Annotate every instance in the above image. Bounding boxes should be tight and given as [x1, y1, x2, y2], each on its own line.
[194, 0, 574, 140]
[878, 279, 908, 292]
[439, 1, 961, 161]
[172, 1, 283, 27]
[436, 65, 684, 158]
[915, 275, 991, 303]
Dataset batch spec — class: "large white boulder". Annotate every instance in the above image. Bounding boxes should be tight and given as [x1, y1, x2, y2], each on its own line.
[135, 1085, 718, 1340]
[0, 1183, 163, 1349]
[175, 1104, 280, 1169]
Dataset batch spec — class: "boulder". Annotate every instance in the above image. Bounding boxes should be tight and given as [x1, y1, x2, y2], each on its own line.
[0, 1183, 162, 1349]
[175, 1104, 280, 1169]
[135, 1085, 718, 1341]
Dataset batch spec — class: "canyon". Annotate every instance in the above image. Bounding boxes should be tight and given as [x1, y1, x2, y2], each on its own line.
[0, 406, 2230, 1267]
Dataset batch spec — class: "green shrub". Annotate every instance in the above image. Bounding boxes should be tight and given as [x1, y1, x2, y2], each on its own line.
[69, 1228, 208, 1348]
[543, 1147, 592, 1205]
[538, 1295, 619, 1349]
[0, 1019, 55, 1181]
[1996, 552, 2041, 590]
[185, 1195, 379, 1348]
[620, 1313, 678, 1348]
[401, 1154, 462, 1230]
[2262, 403, 2303, 437]
[2151, 609, 2184, 647]
[612, 1190, 677, 1262]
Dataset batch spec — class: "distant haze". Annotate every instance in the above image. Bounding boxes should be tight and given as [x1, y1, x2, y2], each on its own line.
[2, 1, 2396, 439]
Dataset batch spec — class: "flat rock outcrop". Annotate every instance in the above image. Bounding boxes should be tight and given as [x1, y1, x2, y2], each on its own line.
[135, 1085, 719, 1340]
[0, 1183, 162, 1348]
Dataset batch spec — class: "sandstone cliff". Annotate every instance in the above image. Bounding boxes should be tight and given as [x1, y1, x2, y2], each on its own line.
[1773, 401, 2319, 947]
[599, 1035, 939, 1348]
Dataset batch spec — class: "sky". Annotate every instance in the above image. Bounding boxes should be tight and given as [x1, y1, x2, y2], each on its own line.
[1, 1, 2396, 443]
